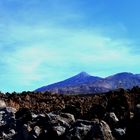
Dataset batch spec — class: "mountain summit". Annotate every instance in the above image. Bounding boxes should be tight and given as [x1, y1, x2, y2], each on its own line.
[35, 72, 140, 94]
[36, 72, 102, 93]
[76, 71, 91, 77]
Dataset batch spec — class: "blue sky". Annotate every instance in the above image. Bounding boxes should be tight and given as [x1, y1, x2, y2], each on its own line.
[0, 0, 140, 92]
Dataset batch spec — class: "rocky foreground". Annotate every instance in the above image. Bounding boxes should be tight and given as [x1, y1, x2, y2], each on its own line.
[0, 87, 140, 140]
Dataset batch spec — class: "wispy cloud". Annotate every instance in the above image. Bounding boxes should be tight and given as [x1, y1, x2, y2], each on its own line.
[0, 0, 139, 92]
[0, 22, 139, 92]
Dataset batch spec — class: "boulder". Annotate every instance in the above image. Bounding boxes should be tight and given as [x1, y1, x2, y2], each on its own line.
[125, 104, 140, 140]
[104, 112, 119, 129]
[2, 129, 16, 140]
[0, 107, 16, 127]
[65, 119, 92, 140]
[0, 107, 17, 139]
[0, 100, 6, 108]
[62, 104, 82, 119]
[47, 112, 75, 136]
[29, 125, 42, 139]
[88, 104, 106, 120]
[65, 119, 114, 140]
[15, 108, 32, 124]
[113, 128, 126, 140]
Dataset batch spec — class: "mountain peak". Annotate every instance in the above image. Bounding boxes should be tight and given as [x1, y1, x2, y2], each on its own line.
[113, 72, 134, 78]
[77, 71, 90, 77]
[116, 72, 133, 75]
[106, 72, 134, 79]
[35, 72, 140, 94]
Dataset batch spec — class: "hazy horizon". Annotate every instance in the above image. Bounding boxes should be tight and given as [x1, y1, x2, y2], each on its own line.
[0, 0, 140, 92]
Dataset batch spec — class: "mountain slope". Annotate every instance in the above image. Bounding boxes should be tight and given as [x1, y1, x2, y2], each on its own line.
[104, 72, 140, 89]
[36, 72, 102, 92]
[35, 72, 140, 94]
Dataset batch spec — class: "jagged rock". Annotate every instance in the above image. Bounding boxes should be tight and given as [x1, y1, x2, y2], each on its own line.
[48, 112, 75, 125]
[87, 104, 106, 120]
[104, 112, 119, 129]
[125, 104, 140, 140]
[2, 129, 16, 140]
[34, 126, 41, 137]
[0, 107, 16, 127]
[65, 119, 114, 140]
[0, 107, 16, 139]
[65, 119, 92, 140]
[104, 112, 126, 139]
[134, 104, 140, 117]
[88, 119, 114, 140]
[113, 128, 126, 140]
[53, 125, 66, 136]
[62, 104, 82, 119]
[106, 92, 130, 121]
[107, 112, 119, 123]
[47, 112, 75, 136]
[15, 108, 32, 124]
[0, 100, 6, 108]
[29, 126, 42, 139]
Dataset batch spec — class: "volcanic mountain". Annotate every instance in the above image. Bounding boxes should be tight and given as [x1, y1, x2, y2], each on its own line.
[35, 72, 140, 94]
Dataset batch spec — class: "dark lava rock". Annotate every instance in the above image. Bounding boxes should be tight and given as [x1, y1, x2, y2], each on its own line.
[62, 104, 82, 119]
[65, 119, 114, 140]
[125, 104, 140, 140]
[0, 106, 17, 140]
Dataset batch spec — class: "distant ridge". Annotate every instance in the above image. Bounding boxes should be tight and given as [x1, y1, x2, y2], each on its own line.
[35, 72, 140, 94]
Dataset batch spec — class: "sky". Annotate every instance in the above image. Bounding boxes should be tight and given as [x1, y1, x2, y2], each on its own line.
[0, 0, 140, 92]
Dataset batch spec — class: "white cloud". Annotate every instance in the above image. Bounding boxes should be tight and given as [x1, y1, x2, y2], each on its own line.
[0, 23, 139, 92]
